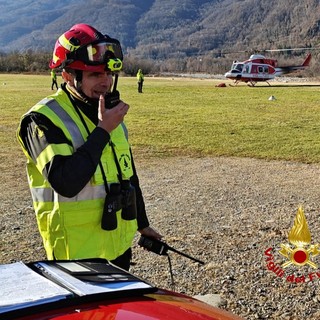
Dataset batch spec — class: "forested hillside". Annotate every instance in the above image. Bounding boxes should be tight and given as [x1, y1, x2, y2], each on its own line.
[1, 0, 320, 74]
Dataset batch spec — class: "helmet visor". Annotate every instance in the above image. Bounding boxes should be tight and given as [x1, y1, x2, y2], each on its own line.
[70, 40, 123, 71]
[86, 42, 123, 63]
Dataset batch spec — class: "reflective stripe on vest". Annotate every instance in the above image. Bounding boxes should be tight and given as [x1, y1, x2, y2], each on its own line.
[38, 97, 84, 149]
[30, 184, 106, 203]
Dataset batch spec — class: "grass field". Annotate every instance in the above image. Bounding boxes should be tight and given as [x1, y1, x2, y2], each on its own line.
[2, 75, 320, 320]
[1, 73, 320, 164]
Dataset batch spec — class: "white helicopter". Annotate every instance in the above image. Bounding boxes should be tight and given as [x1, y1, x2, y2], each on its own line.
[224, 49, 312, 86]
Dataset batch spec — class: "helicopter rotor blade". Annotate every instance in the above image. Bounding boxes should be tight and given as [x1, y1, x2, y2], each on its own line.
[263, 47, 320, 52]
[214, 46, 320, 56]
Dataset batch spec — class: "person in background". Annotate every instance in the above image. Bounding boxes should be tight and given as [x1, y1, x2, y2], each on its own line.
[17, 23, 162, 271]
[136, 68, 144, 93]
[50, 69, 58, 90]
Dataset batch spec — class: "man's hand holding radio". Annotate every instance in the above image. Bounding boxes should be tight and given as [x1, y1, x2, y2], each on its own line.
[98, 94, 129, 133]
[139, 226, 162, 240]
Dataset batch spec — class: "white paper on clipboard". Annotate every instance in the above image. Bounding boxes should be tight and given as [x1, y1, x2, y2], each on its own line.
[0, 261, 71, 313]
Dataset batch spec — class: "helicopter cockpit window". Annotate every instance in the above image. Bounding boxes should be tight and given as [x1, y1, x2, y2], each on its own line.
[231, 63, 243, 72]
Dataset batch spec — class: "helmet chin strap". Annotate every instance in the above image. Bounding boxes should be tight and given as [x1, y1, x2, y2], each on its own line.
[66, 71, 96, 105]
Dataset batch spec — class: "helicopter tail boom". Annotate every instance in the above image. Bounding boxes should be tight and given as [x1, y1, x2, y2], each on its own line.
[275, 53, 311, 76]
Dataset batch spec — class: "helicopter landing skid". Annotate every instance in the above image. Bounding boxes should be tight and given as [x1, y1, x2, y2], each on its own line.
[229, 80, 240, 87]
[247, 81, 256, 87]
[246, 80, 271, 87]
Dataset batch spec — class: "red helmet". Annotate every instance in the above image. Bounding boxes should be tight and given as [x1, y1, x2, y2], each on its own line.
[49, 24, 123, 73]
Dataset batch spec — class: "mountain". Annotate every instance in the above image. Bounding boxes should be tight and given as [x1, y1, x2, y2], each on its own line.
[0, 0, 153, 52]
[1, 0, 320, 70]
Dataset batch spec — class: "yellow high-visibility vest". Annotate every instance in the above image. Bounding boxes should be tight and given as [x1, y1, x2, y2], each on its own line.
[17, 89, 137, 260]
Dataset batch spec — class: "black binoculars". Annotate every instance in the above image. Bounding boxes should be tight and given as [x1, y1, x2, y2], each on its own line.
[101, 181, 137, 231]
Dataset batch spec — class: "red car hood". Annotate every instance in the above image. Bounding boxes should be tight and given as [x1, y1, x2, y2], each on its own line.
[20, 290, 243, 320]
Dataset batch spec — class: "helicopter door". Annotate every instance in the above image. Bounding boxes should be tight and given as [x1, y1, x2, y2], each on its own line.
[258, 65, 269, 78]
[244, 63, 251, 74]
[258, 66, 268, 73]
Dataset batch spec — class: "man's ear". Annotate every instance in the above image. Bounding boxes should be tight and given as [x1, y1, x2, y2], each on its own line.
[61, 70, 74, 85]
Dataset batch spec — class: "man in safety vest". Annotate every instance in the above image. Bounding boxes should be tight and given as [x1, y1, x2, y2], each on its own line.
[136, 69, 144, 93]
[50, 69, 58, 90]
[17, 24, 162, 270]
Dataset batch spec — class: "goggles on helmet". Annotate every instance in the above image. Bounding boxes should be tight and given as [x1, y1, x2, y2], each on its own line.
[68, 39, 123, 72]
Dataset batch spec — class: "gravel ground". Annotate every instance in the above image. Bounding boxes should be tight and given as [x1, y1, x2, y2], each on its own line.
[2, 156, 320, 319]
